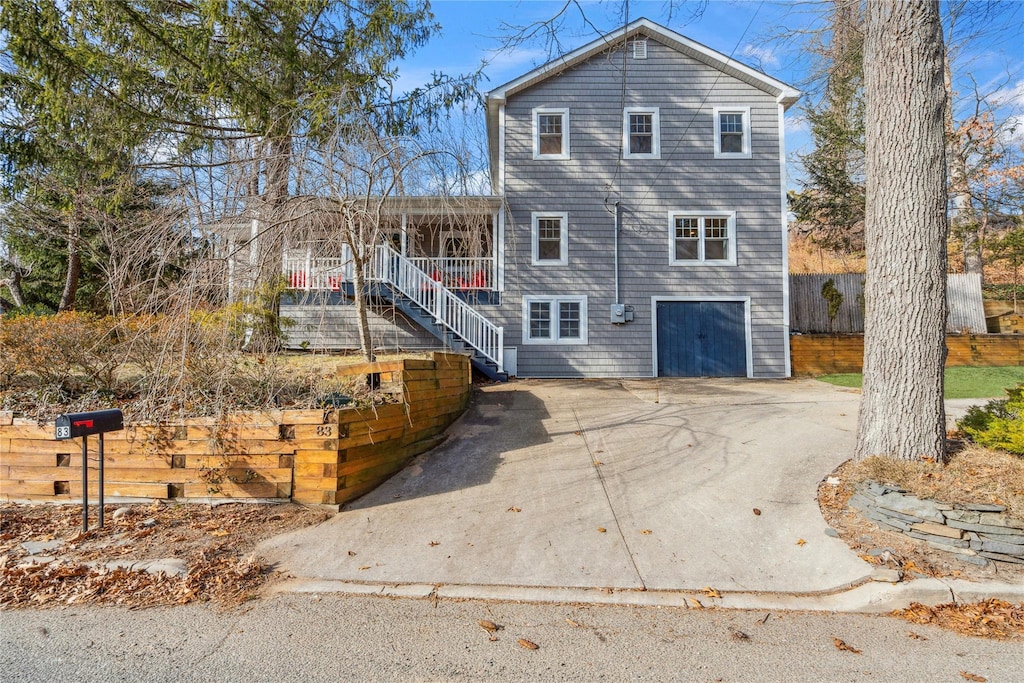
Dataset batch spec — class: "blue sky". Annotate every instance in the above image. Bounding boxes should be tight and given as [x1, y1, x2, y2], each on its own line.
[398, 0, 1024, 187]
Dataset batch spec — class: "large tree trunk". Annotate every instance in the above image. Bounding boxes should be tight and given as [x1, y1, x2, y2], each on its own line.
[855, 0, 949, 462]
[0, 267, 26, 309]
[58, 197, 83, 312]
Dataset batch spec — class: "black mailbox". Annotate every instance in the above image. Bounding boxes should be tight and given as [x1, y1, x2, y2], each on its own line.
[55, 409, 124, 440]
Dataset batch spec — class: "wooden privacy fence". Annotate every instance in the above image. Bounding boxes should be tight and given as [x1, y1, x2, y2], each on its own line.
[790, 273, 986, 334]
[791, 334, 1024, 375]
[0, 353, 471, 507]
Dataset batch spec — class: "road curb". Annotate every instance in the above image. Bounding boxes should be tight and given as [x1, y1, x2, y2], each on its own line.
[269, 576, 1024, 613]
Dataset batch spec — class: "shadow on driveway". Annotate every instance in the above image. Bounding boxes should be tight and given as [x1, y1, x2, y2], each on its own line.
[258, 378, 872, 594]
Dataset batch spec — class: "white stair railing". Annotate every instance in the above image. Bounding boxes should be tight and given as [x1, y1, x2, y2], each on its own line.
[372, 244, 503, 373]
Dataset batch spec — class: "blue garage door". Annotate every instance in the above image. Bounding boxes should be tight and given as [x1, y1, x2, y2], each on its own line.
[656, 301, 747, 377]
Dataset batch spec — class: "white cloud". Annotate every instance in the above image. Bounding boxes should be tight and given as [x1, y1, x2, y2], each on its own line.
[1000, 114, 1024, 146]
[785, 115, 810, 135]
[991, 79, 1024, 109]
[740, 44, 779, 68]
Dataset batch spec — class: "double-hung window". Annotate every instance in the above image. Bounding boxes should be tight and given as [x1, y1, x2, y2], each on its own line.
[669, 212, 736, 265]
[713, 107, 751, 159]
[531, 212, 568, 265]
[533, 108, 569, 159]
[523, 296, 588, 344]
[623, 107, 660, 159]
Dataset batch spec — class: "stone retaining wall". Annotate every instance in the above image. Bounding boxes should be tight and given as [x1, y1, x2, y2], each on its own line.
[849, 482, 1024, 567]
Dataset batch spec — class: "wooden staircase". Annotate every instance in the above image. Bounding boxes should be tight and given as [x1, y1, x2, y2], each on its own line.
[371, 245, 507, 382]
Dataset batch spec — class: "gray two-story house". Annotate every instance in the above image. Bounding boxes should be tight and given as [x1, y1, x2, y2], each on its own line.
[278, 18, 800, 380]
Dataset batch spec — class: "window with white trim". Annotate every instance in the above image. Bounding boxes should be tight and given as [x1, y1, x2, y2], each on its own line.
[669, 212, 736, 265]
[713, 107, 751, 159]
[531, 212, 568, 265]
[623, 107, 660, 159]
[523, 296, 588, 344]
[532, 108, 569, 159]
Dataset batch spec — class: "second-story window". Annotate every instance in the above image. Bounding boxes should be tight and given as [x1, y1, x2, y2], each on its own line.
[623, 107, 660, 159]
[713, 107, 751, 159]
[531, 212, 569, 265]
[533, 108, 569, 160]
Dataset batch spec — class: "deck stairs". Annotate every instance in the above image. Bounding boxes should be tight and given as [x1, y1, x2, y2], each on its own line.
[371, 244, 506, 382]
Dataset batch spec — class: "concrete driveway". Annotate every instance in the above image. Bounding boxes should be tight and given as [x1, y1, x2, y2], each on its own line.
[260, 378, 878, 597]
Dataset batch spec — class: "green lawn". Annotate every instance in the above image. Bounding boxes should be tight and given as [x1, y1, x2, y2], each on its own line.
[816, 366, 1024, 399]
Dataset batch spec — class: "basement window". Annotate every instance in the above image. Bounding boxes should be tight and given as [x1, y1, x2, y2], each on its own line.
[523, 296, 588, 345]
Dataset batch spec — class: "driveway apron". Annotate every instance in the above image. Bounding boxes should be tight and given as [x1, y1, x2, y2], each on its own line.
[258, 379, 872, 594]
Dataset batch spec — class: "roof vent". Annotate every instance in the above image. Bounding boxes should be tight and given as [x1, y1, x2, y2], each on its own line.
[632, 39, 648, 60]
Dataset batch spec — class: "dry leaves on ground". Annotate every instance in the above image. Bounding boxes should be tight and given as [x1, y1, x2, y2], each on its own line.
[832, 637, 862, 654]
[893, 600, 1024, 640]
[0, 502, 330, 609]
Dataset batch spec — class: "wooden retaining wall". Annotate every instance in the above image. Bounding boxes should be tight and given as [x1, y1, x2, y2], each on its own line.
[0, 353, 471, 507]
[791, 335, 1024, 375]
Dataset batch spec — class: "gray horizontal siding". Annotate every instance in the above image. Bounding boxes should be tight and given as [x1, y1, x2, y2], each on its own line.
[496, 37, 788, 378]
[283, 296, 441, 352]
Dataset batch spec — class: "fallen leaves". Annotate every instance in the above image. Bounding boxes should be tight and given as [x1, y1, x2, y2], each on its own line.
[478, 620, 500, 633]
[960, 672, 987, 682]
[752, 508, 761, 516]
[517, 638, 539, 650]
[893, 600, 1024, 639]
[796, 538, 807, 546]
[832, 637, 862, 654]
[729, 627, 750, 641]
[565, 618, 584, 628]
[506, 506, 521, 513]
[0, 501, 328, 609]
[597, 527, 607, 533]
[640, 529, 652, 535]
[703, 586, 722, 599]
[908, 631, 927, 640]
[428, 541, 440, 547]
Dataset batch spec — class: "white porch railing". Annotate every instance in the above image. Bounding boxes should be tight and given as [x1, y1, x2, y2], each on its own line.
[372, 244, 503, 372]
[282, 254, 352, 291]
[283, 253, 495, 292]
[406, 257, 495, 290]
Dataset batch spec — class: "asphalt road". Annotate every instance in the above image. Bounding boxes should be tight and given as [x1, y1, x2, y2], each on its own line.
[2, 594, 1021, 682]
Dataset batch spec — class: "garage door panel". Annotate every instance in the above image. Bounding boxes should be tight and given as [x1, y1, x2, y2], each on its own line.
[656, 302, 701, 377]
[656, 301, 746, 378]
[700, 302, 746, 377]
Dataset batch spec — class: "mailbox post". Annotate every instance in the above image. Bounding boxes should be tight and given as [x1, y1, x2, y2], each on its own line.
[55, 409, 124, 532]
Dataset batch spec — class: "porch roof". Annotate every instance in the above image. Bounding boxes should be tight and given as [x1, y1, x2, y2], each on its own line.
[202, 195, 504, 240]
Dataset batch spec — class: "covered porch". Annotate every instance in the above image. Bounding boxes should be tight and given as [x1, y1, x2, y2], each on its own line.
[282, 196, 503, 293]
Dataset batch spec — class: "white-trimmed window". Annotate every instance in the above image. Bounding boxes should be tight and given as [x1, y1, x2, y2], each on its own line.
[523, 296, 588, 344]
[531, 212, 568, 265]
[669, 212, 736, 265]
[623, 107, 660, 159]
[713, 107, 751, 158]
[533, 108, 569, 159]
